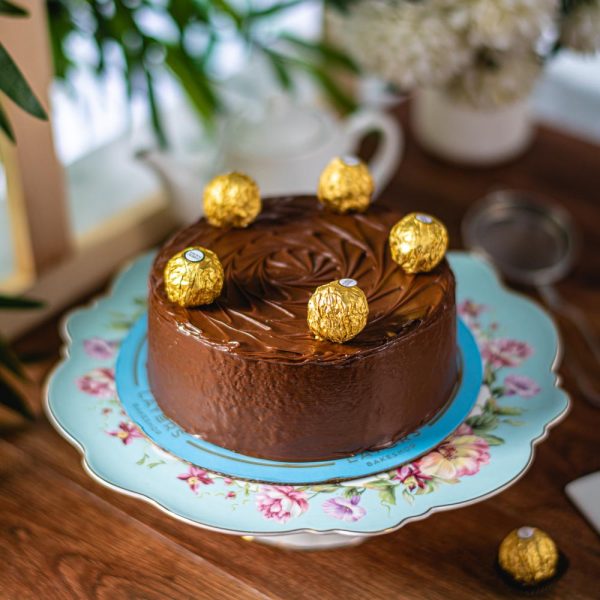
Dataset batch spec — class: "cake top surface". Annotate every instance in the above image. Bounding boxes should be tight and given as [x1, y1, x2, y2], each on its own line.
[150, 196, 454, 363]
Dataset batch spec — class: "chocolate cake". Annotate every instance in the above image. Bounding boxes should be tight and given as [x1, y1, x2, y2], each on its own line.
[147, 196, 458, 462]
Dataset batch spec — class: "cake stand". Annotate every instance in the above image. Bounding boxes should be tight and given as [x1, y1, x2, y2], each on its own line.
[45, 252, 570, 549]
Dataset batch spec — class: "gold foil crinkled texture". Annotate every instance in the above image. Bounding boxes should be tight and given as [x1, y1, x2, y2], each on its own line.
[389, 212, 448, 273]
[307, 279, 369, 343]
[498, 527, 559, 586]
[203, 172, 262, 228]
[317, 156, 374, 214]
[164, 247, 224, 307]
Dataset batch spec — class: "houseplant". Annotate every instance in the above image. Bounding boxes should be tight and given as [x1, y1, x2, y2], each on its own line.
[46, 0, 359, 147]
[0, 0, 47, 420]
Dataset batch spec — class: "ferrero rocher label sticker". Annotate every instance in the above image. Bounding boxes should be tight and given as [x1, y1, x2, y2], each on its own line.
[389, 212, 448, 273]
[184, 249, 205, 262]
[317, 156, 374, 214]
[339, 278, 357, 288]
[307, 279, 369, 343]
[498, 526, 559, 586]
[164, 246, 224, 307]
[203, 172, 261, 228]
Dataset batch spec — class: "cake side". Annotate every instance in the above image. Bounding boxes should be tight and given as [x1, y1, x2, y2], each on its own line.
[147, 196, 458, 461]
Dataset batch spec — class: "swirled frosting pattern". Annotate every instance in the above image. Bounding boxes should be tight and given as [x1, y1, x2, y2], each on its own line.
[150, 196, 453, 363]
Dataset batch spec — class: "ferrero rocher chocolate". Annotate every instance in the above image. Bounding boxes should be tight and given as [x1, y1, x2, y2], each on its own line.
[307, 278, 368, 343]
[317, 156, 374, 214]
[389, 212, 448, 273]
[498, 526, 559, 586]
[164, 247, 224, 307]
[203, 172, 261, 228]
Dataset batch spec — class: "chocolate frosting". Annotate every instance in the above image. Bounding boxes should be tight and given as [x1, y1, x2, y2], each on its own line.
[147, 196, 458, 462]
[150, 196, 451, 363]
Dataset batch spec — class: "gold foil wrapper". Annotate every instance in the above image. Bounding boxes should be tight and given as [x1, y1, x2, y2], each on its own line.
[203, 172, 261, 228]
[164, 247, 224, 307]
[389, 212, 448, 273]
[317, 156, 374, 214]
[498, 527, 559, 586]
[307, 278, 369, 343]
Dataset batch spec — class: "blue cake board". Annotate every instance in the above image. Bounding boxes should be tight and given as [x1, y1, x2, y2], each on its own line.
[116, 316, 482, 485]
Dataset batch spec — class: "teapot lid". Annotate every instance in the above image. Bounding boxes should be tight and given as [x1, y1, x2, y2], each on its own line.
[229, 94, 333, 159]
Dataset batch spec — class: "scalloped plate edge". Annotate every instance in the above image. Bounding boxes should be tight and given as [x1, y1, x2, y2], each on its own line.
[44, 251, 571, 538]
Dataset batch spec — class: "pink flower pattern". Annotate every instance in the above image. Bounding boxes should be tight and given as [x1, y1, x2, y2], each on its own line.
[481, 338, 533, 369]
[416, 424, 490, 480]
[503, 374, 541, 398]
[77, 368, 116, 398]
[458, 300, 486, 320]
[393, 463, 432, 491]
[322, 496, 366, 522]
[256, 486, 309, 523]
[177, 467, 214, 493]
[83, 337, 118, 360]
[107, 421, 143, 445]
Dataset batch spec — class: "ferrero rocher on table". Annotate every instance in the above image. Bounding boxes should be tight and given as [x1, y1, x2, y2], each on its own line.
[164, 247, 224, 307]
[317, 156, 374, 214]
[498, 526, 560, 587]
[203, 172, 261, 228]
[307, 278, 369, 343]
[389, 212, 448, 273]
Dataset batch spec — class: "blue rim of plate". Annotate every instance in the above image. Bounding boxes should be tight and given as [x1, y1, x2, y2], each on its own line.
[115, 315, 482, 485]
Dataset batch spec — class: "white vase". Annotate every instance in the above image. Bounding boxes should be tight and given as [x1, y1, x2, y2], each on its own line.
[411, 88, 533, 166]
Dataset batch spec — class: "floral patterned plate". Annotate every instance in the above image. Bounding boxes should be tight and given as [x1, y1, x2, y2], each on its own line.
[45, 252, 570, 545]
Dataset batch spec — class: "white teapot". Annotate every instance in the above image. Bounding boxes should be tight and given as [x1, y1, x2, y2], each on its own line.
[138, 96, 402, 224]
[218, 95, 402, 197]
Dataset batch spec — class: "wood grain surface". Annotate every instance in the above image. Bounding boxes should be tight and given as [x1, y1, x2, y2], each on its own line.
[1, 108, 599, 599]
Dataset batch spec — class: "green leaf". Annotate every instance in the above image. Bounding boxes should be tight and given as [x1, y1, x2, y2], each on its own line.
[0, 375, 33, 420]
[0, 44, 47, 120]
[262, 49, 294, 91]
[325, 0, 359, 13]
[0, 0, 27, 17]
[0, 334, 24, 379]
[342, 486, 359, 498]
[466, 412, 498, 432]
[480, 434, 504, 446]
[378, 485, 396, 506]
[494, 405, 523, 416]
[248, 0, 305, 19]
[0, 294, 44, 309]
[502, 418, 525, 427]
[164, 45, 218, 124]
[211, 0, 243, 29]
[144, 69, 167, 148]
[0, 101, 14, 142]
[402, 489, 415, 505]
[308, 484, 339, 493]
[282, 34, 360, 74]
[307, 65, 357, 113]
[363, 479, 393, 489]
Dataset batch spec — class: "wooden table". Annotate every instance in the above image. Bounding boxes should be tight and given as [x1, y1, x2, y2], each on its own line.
[2, 112, 599, 599]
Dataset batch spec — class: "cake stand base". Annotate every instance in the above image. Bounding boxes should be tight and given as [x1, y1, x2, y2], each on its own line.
[249, 533, 366, 550]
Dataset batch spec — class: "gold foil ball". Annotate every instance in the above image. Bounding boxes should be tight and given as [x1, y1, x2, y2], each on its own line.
[307, 278, 369, 343]
[317, 156, 374, 214]
[389, 212, 448, 273]
[203, 172, 261, 228]
[498, 526, 559, 586]
[164, 247, 224, 307]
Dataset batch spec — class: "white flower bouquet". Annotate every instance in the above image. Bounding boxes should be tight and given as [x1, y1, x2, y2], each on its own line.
[328, 0, 600, 108]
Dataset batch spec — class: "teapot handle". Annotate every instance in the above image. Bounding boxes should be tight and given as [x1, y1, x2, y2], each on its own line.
[343, 110, 403, 198]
